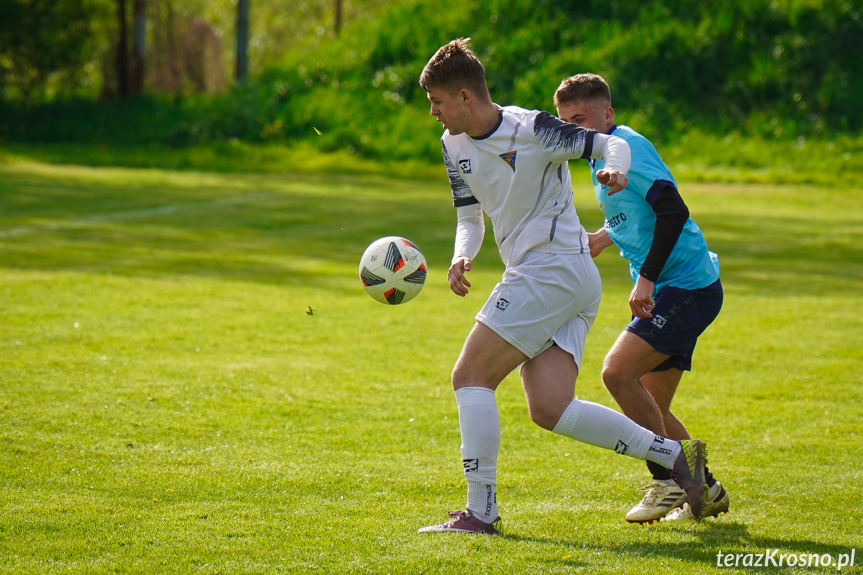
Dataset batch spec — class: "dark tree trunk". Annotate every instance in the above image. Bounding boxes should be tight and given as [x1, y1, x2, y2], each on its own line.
[116, 0, 129, 97]
[131, 0, 146, 94]
[235, 0, 249, 82]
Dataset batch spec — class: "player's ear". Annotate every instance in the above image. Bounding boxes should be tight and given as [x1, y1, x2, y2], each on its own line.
[460, 89, 471, 104]
[606, 106, 614, 122]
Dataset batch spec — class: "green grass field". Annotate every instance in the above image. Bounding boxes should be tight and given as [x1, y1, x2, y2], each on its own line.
[1, 158, 862, 574]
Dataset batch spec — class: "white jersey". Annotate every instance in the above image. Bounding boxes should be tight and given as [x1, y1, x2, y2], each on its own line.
[442, 105, 598, 267]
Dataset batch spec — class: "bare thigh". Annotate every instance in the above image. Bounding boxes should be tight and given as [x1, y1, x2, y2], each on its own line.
[520, 345, 579, 430]
[452, 322, 529, 391]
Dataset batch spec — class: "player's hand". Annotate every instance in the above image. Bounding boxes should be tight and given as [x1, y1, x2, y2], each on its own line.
[448, 257, 472, 297]
[587, 229, 613, 258]
[630, 275, 656, 319]
[596, 169, 628, 195]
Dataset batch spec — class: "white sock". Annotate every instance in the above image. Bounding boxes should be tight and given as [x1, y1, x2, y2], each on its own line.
[455, 386, 499, 522]
[551, 399, 681, 468]
[644, 435, 682, 469]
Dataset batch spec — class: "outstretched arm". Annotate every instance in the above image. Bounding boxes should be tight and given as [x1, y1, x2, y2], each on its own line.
[533, 112, 630, 193]
[591, 133, 631, 194]
[450, 203, 484, 297]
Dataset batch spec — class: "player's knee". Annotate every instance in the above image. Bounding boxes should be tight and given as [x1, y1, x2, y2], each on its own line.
[451, 367, 464, 390]
[601, 363, 629, 395]
[451, 358, 501, 390]
[528, 402, 562, 431]
[451, 363, 479, 390]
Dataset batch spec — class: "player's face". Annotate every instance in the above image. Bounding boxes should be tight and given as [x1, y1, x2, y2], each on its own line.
[426, 86, 469, 135]
[557, 99, 613, 133]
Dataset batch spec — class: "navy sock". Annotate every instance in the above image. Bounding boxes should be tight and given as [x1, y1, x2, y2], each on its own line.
[647, 460, 717, 487]
[647, 460, 671, 480]
[704, 464, 716, 487]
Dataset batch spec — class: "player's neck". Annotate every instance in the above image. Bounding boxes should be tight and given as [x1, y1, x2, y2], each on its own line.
[466, 102, 501, 139]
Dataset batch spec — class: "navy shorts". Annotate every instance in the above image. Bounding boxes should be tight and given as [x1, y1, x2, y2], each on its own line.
[625, 279, 723, 372]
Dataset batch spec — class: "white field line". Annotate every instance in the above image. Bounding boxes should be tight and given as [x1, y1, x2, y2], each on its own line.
[0, 192, 275, 239]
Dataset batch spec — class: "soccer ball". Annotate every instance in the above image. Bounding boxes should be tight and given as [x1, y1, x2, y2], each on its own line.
[359, 236, 427, 305]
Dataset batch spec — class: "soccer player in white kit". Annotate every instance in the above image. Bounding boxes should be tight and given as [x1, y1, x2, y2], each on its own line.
[416, 39, 709, 535]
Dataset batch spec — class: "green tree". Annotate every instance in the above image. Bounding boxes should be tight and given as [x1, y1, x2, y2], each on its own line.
[0, 0, 110, 100]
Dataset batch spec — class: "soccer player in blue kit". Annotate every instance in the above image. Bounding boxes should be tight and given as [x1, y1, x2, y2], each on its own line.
[555, 73, 729, 523]
[415, 39, 710, 535]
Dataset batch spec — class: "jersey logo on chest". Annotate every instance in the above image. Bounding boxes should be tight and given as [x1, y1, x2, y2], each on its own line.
[458, 159, 472, 174]
[499, 151, 517, 171]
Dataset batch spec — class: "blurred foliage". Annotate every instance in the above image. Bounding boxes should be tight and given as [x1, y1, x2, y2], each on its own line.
[0, 0, 113, 100]
[143, 0, 384, 90]
[1, 0, 861, 163]
[0, 0, 382, 101]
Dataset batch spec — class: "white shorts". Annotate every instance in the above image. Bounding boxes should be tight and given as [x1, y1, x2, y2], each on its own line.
[476, 251, 601, 367]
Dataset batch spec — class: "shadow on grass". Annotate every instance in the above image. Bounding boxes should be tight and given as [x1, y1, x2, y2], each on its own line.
[505, 521, 857, 570]
[2, 165, 860, 296]
[695, 211, 863, 295]
[0, 167, 460, 289]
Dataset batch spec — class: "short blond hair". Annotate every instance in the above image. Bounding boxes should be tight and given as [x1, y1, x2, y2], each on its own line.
[553, 73, 612, 108]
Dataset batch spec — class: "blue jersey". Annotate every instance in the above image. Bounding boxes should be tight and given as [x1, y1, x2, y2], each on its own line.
[589, 125, 719, 294]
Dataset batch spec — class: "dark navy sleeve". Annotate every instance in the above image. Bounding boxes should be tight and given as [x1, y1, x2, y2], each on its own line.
[533, 112, 595, 161]
[639, 182, 689, 282]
